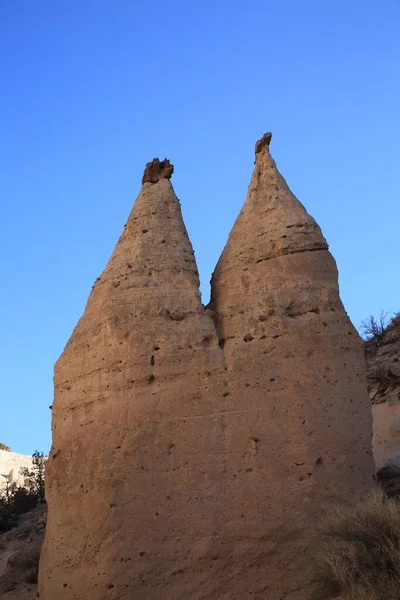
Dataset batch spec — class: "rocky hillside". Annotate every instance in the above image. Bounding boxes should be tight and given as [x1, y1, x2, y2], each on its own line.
[1, 449, 47, 600]
[0, 503, 46, 600]
[0, 451, 35, 487]
[366, 314, 400, 467]
[366, 314, 400, 400]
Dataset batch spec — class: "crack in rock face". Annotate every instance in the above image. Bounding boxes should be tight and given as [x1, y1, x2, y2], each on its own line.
[141, 158, 174, 184]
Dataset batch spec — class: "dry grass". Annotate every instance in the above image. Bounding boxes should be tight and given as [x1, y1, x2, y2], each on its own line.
[317, 491, 400, 600]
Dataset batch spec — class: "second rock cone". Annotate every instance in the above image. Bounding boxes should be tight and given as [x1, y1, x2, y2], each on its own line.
[208, 134, 374, 599]
[39, 166, 228, 599]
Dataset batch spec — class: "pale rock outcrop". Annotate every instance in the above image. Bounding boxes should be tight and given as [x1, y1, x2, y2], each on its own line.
[0, 450, 36, 488]
[372, 398, 400, 469]
[39, 162, 229, 599]
[207, 133, 374, 599]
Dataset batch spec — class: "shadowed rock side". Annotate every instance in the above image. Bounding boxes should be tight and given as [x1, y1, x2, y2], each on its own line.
[366, 314, 400, 468]
[142, 158, 174, 184]
[207, 134, 374, 599]
[39, 170, 229, 599]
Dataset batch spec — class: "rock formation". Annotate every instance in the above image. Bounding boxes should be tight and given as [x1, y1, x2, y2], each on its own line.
[39, 137, 374, 600]
[39, 163, 229, 599]
[207, 133, 374, 599]
[141, 158, 174, 184]
[0, 450, 36, 488]
[366, 314, 400, 467]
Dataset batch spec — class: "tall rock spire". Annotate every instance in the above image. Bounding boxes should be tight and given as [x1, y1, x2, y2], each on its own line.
[39, 160, 228, 600]
[39, 140, 374, 600]
[208, 133, 374, 599]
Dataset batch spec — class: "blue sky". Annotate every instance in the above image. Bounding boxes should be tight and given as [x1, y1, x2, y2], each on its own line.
[1, 0, 399, 454]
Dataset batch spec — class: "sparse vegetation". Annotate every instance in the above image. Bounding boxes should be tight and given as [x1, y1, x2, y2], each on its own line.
[20, 450, 46, 503]
[0, 451, 46, 532]
[0, 442, 11, 451]
[360, 310, 391, 344]
[317, 492, 400, 600]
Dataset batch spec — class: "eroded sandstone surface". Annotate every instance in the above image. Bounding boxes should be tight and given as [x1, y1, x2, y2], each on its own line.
[207, 133, 374, 599]
[39, 136, 374, 600]
[39, 165, 229, 599]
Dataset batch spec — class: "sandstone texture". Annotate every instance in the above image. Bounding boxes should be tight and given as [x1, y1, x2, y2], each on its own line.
[366, 315, 400, 468]
[0, 503, 46, 600]
[39, 167, 229, 599]
[141, 158, 174, 184]
[39, 138, 374, 600]
[207, 133, 374, 599]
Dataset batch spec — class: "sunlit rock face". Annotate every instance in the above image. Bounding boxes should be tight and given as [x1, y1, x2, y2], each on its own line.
[39, 137, 374, 600]
[207, 133, 374, 599]
[39, 166, 228, 600]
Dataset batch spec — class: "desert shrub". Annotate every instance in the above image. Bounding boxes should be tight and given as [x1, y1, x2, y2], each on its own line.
[1, 471, 17, 503]
[0, 472, 18, 533]
[20, 450, 46, 503]
[0, 451, 46, 532]
[0, 442, 11, 451]
[0, 485, 38, 533]
[360, 310, 391, 344]
[0, 497, 17, 532]
[12, 487, 38, 514]
[317, 492, 400, 600]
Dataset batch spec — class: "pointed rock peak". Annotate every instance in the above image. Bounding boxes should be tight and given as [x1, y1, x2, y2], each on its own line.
[255, 131, 272, 155]
[142, 158, 174, 184]
[98, 157, 197, 287]
[209, 132, 328, 275]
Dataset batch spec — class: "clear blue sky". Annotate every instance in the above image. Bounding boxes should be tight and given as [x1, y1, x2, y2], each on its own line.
[1, 0, 399, 454]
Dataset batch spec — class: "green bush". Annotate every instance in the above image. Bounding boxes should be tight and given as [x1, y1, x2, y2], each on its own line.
[0, 442, 11, 451]
[317, 492, 400, 600]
